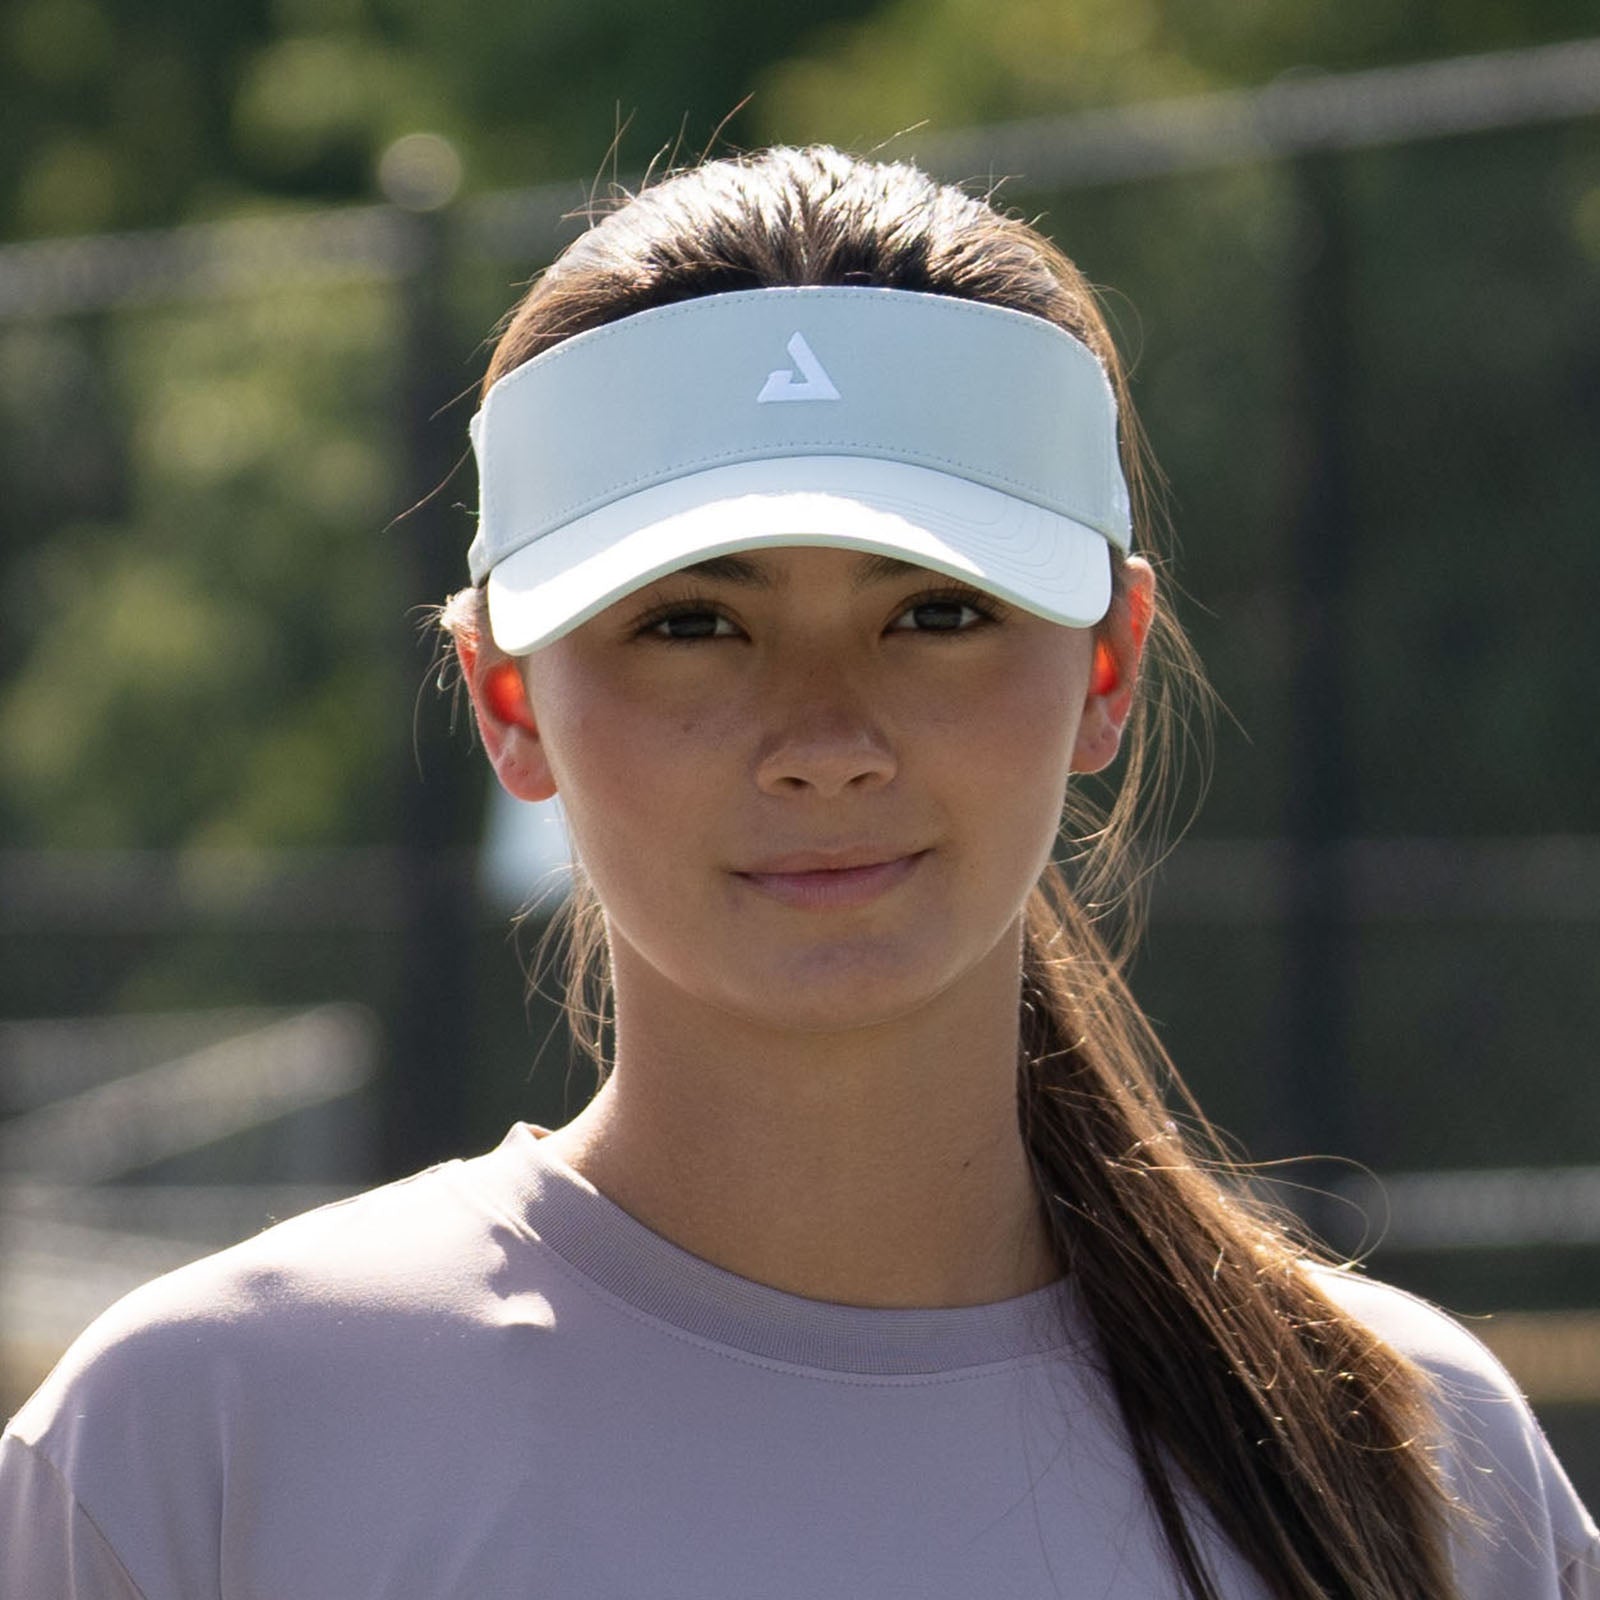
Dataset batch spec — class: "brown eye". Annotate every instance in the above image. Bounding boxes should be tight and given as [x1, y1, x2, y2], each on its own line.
[639, 608, 737, 641]
[888, 591, 996, 634]
[908, 600, 976, 632]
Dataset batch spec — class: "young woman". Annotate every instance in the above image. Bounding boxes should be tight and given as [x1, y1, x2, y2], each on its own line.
[3, 145, 1595, 1600]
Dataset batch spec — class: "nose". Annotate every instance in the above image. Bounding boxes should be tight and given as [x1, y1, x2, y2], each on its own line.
[752, 667, 897, 798]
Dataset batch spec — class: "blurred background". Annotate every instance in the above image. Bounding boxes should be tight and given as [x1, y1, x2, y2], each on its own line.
[1, 0, 1597, 1501]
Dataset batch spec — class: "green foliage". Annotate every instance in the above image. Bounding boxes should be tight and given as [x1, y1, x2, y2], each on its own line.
[1, 0, 895, 239]
[758, 0, 1203, 145]
[755, 0, 1600, 149]
[0, 284, 404, 847]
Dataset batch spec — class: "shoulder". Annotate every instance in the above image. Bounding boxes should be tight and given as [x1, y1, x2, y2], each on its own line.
[1311, 1266, 1600, 1598]
[7, 1151, 514, 1456]
[1309, 1267, 1558, 1489]
[1312, 1266, 1526, 1397]
[0, 1139, 592, 1600]
[2, 1144, 555, 1597]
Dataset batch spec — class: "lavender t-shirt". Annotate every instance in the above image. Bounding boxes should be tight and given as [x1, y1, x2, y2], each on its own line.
[3, 1124, 1596, 1598]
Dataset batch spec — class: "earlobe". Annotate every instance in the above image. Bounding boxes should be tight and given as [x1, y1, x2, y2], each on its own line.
[457, 638, 558, 803]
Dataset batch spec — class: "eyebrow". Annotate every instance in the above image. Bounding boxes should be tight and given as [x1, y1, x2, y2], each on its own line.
[678, 552, 924, 591]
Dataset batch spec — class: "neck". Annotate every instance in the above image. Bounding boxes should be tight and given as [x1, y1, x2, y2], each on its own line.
[538, 924, 1059, 1309]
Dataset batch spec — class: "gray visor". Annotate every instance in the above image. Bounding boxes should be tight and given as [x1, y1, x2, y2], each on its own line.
[469, 287, 1131, 653]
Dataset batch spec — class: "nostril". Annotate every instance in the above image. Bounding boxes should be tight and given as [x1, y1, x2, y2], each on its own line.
[753, 733, 897, 798]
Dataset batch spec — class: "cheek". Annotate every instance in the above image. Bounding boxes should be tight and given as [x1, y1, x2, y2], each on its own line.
[947, 651, 1086, 853]
[949, 645, 1085, 770]
[548, 707, 651, 818]
[538, 687, 736, 869]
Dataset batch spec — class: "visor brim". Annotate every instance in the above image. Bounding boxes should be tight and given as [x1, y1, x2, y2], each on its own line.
[485, 456, 1113, 655]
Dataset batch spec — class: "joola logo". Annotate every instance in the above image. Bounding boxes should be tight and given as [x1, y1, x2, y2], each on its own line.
[756, 332, 841, 403]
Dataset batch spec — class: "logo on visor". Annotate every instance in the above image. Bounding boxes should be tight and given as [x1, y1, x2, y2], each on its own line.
[756, 333, 841, 403]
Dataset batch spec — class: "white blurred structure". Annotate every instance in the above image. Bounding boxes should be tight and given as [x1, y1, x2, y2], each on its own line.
[0, 1004, 376, 1406]
[479, 785, 573, 913]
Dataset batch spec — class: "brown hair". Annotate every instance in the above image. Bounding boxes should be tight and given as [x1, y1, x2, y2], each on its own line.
[444, 145, 1459, 1600]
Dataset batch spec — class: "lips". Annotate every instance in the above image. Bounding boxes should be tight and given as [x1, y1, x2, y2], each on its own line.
[733, 848, 928, 911]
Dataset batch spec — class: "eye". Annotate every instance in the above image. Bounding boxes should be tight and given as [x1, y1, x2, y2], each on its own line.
[637, 605, 739, 642]
[888, 588, 1001, 634]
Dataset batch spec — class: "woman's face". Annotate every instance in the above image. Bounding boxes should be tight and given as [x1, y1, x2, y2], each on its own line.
[511, 546, 1118, 1035]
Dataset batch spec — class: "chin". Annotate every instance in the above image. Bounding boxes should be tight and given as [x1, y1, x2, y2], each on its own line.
[701, 943, 989, 1037]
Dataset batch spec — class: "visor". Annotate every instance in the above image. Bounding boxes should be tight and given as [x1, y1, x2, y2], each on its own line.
[469, 286, 1131, 653]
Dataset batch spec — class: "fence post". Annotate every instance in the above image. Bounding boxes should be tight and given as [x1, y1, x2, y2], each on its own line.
[382, 141, 481, 1178]
[1280, 151, 1359, 1248]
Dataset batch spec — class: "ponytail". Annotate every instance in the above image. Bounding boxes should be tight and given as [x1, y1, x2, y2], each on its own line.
[1019, 863, 1455, 1598]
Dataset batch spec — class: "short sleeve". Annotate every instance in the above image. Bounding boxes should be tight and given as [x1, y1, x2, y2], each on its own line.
[0, 1431, 151, 1600]
[1318, 1269, 1600, 1600]
[0, 1256, 240, 1600]
[1564, 1548, 1600, 1600]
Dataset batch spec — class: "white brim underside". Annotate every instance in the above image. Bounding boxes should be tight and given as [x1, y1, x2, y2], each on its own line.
[486, 457, 1112, 655]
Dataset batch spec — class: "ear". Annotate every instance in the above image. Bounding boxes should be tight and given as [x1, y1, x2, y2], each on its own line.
[456, 630, 558, 803]
[1070, 557, 1155, 775]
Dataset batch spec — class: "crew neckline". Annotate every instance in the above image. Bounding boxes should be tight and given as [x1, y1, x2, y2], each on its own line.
[480, 1122, 1080, 1377]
